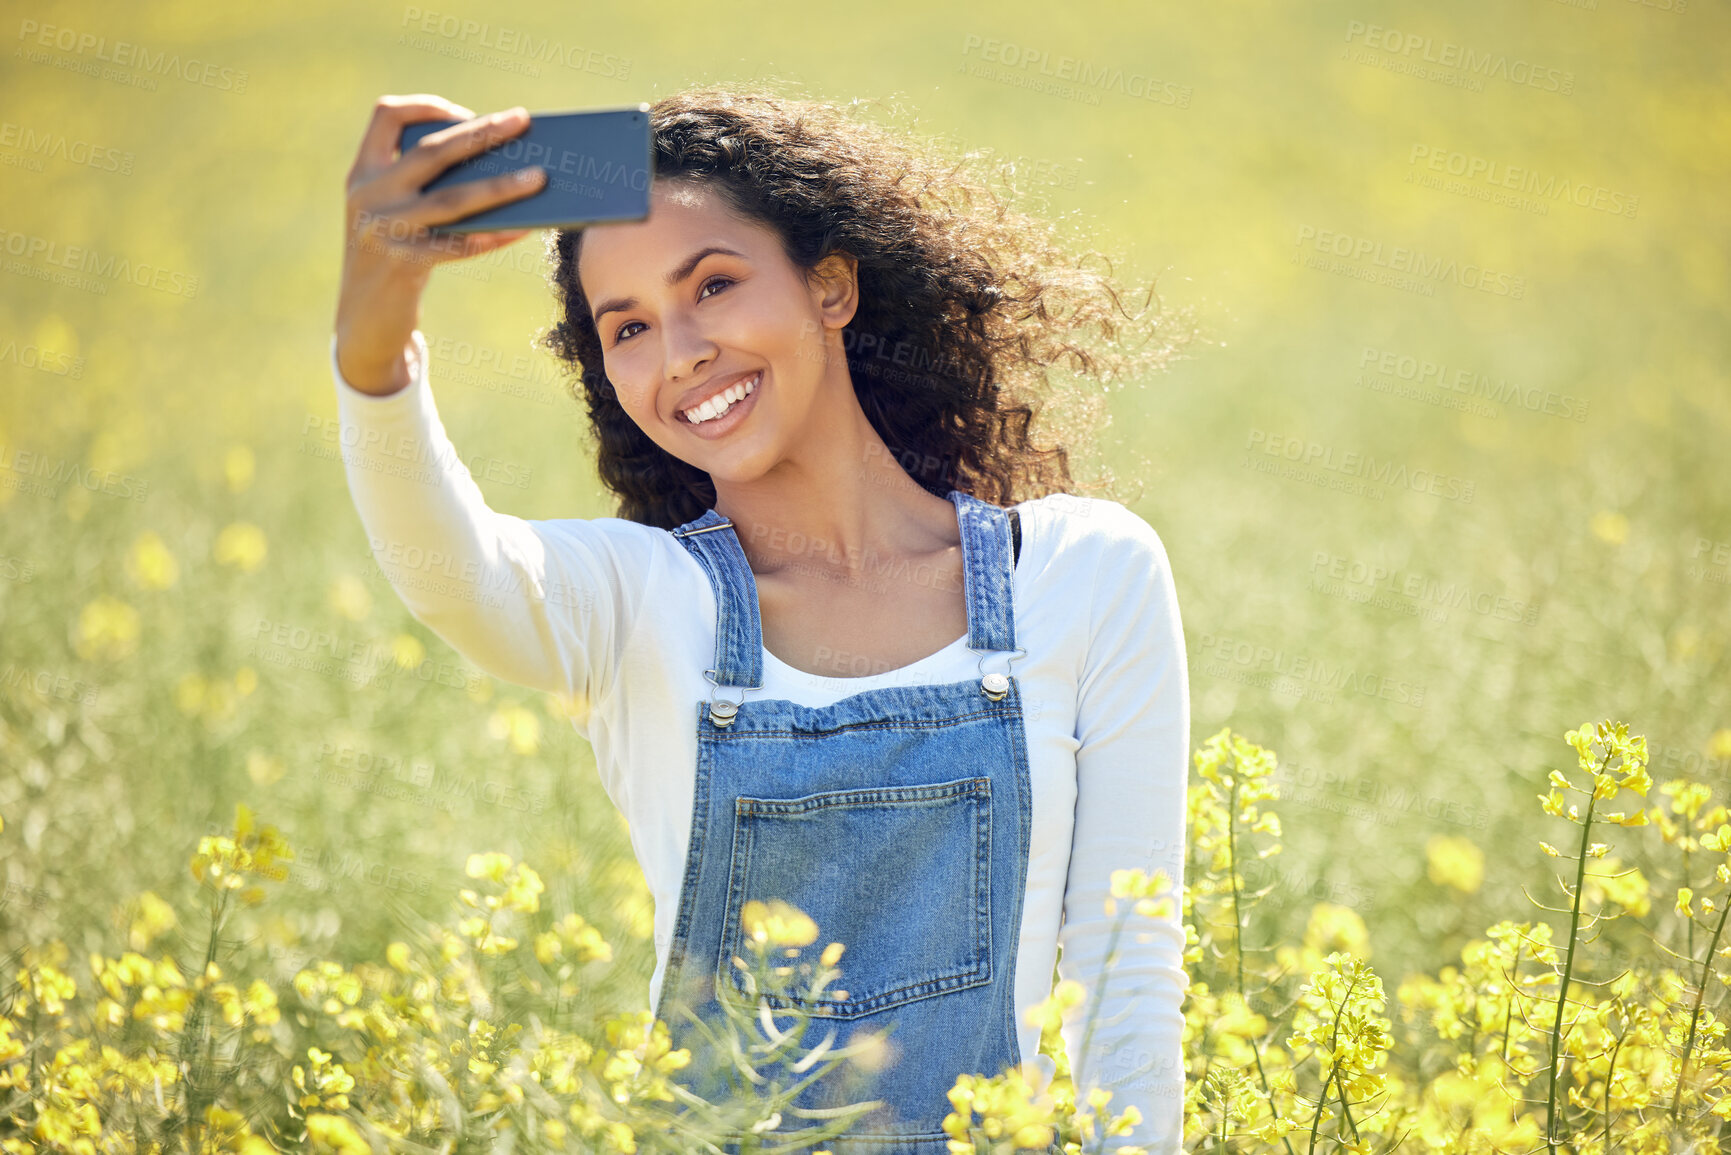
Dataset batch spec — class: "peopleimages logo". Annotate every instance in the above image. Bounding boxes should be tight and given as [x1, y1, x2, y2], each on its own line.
[16, 19, 250, 92]
[1191, 631, 1427, 708]
[1407, 145, 1638, 219]
[959, 34, 1192, 107]
[1342, 21, 1575, 94]
[399, 7, 631, 79]
[0, 228, 199, 298]
[0, 121, 134, 174]
[1246, 428, 1476, 504]
[1359, 345, 1589, 423]
[1309, 551, 1541, 626]
[1294, 225, 1525, 299]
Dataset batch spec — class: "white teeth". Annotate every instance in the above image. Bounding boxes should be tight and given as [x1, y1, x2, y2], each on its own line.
[683, 373, 759, 424]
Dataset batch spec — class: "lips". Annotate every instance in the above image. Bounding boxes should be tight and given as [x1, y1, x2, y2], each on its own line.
[678, 370, 760, 425]
[675, 369, 762, 440]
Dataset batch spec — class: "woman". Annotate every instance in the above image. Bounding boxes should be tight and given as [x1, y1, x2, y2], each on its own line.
[332, 85, 1191, 1153]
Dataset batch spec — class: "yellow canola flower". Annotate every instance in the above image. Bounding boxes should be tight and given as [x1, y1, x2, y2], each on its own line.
[1425, 834, 1484, 894]
[1024, 978, 1087, 1035]
[174, 673, 206, 715]
[1110, 867, 1173, 899]
[328, 574, 372, 621]
[466, 852, 514, 884]
[214, 521, 268, 573]
[224, 445, 255, 493]
[1107, 866, 1176, 918]
[1583, 857, 1651, 918]
[74, 595, 140, 661]
[504, 863, 544, 914]
[391, 633, 426, 669]
[1213, 992, 1269, 1040]
[741, 899, 818, 948]
[489, 704, 541, 755]
[1304, 903, 1370, 960]
[305, 1113, 369, 1155]
[1589, 510, 1628, 544]
[128, 891, 177, 951]
[125, 530, 179, 589]
[246, 748, 284, 787]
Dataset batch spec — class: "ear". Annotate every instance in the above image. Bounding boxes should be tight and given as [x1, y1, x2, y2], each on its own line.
[807, 250, 860, 331]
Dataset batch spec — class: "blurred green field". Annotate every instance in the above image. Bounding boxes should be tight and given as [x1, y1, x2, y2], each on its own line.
[1, 0, 1726, 1012]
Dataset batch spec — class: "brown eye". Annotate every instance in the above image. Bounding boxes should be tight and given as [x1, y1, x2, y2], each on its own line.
[613, 277, 734, 345]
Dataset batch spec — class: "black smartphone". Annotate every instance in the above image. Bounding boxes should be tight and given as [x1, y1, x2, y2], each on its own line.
[398, 104, 653, 233]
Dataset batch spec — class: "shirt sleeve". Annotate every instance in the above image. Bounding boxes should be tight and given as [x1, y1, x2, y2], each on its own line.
[1057, 502, 1191, 1154]
[327, 329, 642, 710]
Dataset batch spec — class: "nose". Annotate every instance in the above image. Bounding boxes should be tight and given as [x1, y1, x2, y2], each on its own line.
[661, 306, 720, 387]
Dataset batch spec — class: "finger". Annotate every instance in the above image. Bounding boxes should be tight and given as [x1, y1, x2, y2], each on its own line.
[416, 165, 546, 228]
[350, 93, 478, 184]
[458, 229, 538, 259]
[394, 106, 531, 189]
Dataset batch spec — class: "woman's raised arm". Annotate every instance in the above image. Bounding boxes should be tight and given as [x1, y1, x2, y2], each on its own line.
[327, 96, 645, 707]
[331, 332, 653, 705]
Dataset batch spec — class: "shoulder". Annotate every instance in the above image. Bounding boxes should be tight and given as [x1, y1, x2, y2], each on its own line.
[1014, 493, 1173, 577]
[535, 514, 672, 553]
[1017, 496, 1185, 674]
[530, 515, 697, 585]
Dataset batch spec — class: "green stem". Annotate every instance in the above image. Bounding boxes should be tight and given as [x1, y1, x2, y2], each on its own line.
[1684, 844, 1695, 965]
[1501, 943, 1522, 1065]
[1228, 769, 1249, 1023]
[1225, 757, 1298, 1155]
[1545, 751, 1607, 1154]
[180, 884, 230, 1154]
[1670, 880, 1731, 1122]
[1601, 1025, 1625, 1152]
[1335, 1069, 1360, 1141]
[1304, 1064, 1337, 1155]
[1305, 967, 1362, 1155]
[1073, 906, 1127, 1100]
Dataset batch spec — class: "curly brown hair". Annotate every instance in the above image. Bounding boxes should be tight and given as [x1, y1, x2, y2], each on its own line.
[541, 81, 1192, 530]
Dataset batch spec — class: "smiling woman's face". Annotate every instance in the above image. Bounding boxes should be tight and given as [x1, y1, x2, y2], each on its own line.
[577, 178, 859, 486]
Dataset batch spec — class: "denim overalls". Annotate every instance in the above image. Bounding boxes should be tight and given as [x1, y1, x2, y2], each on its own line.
[656, 489, 1033, 1153]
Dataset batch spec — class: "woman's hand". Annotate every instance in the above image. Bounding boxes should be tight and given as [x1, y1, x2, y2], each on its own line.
[334, 94, 549, 395]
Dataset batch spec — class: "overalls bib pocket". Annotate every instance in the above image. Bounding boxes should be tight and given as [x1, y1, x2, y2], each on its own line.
[717, 775, 993, 1019]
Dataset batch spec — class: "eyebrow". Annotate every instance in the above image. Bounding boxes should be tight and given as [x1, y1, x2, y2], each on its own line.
[590, 245, 749, 326]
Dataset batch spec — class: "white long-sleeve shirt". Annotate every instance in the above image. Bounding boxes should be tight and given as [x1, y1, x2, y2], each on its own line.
[329, 330, 1191, 1151]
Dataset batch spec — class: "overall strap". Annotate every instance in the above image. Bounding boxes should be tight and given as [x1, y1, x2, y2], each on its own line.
[949, 490, 1017, 654]
[669, 493, 1019, 695]
[669, 509, 763, 691]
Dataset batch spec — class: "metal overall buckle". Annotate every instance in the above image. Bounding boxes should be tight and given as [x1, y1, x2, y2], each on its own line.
[673, 517, 750, 726]
[973, 647, 1027, 701]
[702, 668, 747, 727]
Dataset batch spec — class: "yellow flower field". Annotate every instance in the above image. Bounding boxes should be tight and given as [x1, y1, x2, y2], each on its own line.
[2, 1, 1727, 1151]
[1, 720, 1722, 1150]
